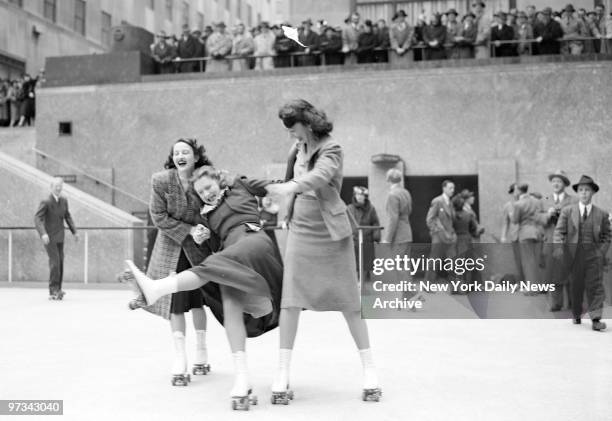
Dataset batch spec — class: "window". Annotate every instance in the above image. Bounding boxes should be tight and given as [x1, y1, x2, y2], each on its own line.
[182, 1, 190, 26]
[43, 0, 57, 21]
[7, 0, 23, 7]
[165, 0, 173, 21]
[197, 12, 204, 31]
[101, 12, 112, 47]
[59, 122, 72, 136]
[148, 0, 155, 10]
[74, 0, 86, 36]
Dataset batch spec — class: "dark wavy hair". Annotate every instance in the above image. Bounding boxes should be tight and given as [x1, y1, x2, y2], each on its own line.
[164, 138, 212, 169]
[278, 99, 333, 138]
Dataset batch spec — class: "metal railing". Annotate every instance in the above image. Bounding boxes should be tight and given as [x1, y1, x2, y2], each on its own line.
[1, 226, 151, 284]
[32, 147, 148, 207]
[1, 225, 383, 287]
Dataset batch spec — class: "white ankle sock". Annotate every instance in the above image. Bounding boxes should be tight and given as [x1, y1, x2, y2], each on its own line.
[359, 348, 375, 368]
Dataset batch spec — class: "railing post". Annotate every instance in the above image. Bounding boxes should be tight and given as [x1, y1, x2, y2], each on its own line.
[83, 231, 89, 284]
[8, 230, 12, 283]
[358, 228, 364, 288]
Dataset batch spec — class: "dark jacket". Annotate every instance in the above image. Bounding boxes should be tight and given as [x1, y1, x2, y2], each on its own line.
[34, 194, 77, 243]
[533, 19, 563, 55]
[348, 200, 381, 244]
[491, 24, 517, 57]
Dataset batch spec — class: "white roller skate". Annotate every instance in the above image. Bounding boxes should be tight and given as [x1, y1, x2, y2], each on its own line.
[125, 260, 172, 305]
[192, 330, 211, 375]
[230, 351, 257, 410]
[360, 349, 382, 402]
[170, 331, 190, 386]
[270, 349, 294, 405]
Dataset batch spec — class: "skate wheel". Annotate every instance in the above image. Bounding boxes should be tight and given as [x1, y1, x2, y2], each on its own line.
[362, 391, 367, 401]
[288, 390, 294, 400]
[231, 400, 237, 410]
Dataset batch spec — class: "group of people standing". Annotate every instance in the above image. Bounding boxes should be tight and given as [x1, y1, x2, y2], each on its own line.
[501, 171, 611, 332]
[0, 73, 39, 127]
[124, 99, 381, 410]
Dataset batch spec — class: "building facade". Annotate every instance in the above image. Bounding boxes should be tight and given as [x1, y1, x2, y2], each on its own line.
[0, 0, 284, 77]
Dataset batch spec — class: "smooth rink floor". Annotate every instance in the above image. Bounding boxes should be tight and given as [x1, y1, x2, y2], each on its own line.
[0, 287, 611, 421]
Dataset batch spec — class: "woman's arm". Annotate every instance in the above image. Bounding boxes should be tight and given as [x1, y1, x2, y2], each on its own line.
[292, 142, 342, 193]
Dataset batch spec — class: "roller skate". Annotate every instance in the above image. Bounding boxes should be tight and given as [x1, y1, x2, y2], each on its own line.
[56, 290, 65, 300]
[230, 351, 257, 410]
[170, 332, 190, 387]
[48, 293, 58, 300]
[124, 260, 167, 305]
[271, 348, 293, 405]
[360, 349, 381, 402]
[192, 330, 210, 375]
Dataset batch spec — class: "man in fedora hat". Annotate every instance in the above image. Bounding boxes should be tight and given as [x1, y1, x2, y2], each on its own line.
[553, 175, 610, 331]
[491, 11, 517, 57]
[560, 4, 587, 55]
[538, 171, 577, 311]
[150, 30, 177, 74]
[206, 21, 233, 72]
[533, 7, 563, 55]
[501, 183, 523, 284]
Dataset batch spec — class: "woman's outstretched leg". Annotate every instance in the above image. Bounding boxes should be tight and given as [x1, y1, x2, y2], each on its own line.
[125, 260, 206, 305]
[343, 310, 381, 399]
[271, 307, 300, 400]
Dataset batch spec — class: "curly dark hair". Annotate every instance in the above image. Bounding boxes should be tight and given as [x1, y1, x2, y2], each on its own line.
[278, 99, 333, 138]
[164, 138, 212, 170]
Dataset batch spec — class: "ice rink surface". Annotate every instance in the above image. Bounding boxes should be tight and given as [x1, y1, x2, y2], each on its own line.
[1, 287, 611, 421]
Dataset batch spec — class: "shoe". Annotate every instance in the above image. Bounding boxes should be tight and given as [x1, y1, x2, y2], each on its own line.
[573, 318, 581, 325]
[549, 306, 562, 312]
[592, 320, 607, 331]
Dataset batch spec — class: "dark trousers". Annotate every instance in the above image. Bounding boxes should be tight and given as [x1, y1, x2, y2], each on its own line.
[551, 283, 571, 309]
[45, 242, 64, 295]
[571, 248, 605, 320]
[426, 241, 455, 283]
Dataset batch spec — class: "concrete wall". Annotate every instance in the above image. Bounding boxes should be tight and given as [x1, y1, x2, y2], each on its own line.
[0, 151, 144, 283]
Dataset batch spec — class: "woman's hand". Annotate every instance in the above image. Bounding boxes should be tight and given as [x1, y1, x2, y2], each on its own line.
[191, 224, 211, 245]
[265, 182, 298, 197]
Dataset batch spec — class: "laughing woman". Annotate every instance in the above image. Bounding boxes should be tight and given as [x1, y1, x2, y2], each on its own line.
[142, 138, 214, 386]
[265, 99, 381, 403]
[125, 166, 283, 410]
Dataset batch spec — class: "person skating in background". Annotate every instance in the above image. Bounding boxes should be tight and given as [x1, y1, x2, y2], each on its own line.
[35, 177, 78, 300]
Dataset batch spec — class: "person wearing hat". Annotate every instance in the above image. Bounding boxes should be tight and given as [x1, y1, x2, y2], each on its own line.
[472, 1, 492, 59]
[253, 21, 275, 70]
[423, 13, 448, 60]
[231, 22, 255, 72]
[533, 7, 564, 55]
[537, 171, 578, 311]
[501, 183, 524, 284]
[516, 11, 534, 55]
[150, 30, 177, 74]
[491, 11, 517, 57]
[342, 12, 362, 65]
[206, 22, 233, 72]
[272, 24, 296, 68]
[356, 19, 378, 63]
[347, 186, 381, 283]
[425, 180, 457, 284]
[191, 29, 207, 71]
[511, 183, 544, 295]
[560, 4, 587, 56]
[374, 19, 390, 63]
[389, 9, 414, 65]
[296, 18, 319, 67]
[318, 25, 343, 65]
[553, 176, 611, 331]
[177, 24, 199, 72]
[455, 12, 478, 59]
[445, 9, 460, 59]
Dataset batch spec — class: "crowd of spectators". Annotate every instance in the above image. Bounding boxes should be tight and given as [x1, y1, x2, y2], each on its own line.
[150, 2, 612, 74]
[0, 72, 43, 127]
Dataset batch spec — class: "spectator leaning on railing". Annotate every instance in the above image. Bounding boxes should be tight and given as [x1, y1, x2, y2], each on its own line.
[473, 1, 492, 59]
[446, 9, 460, 59]
[254, 21, 276, 71]
[318, 26, 343, 65]
[151, 30, 177, 74]
[560, 4, 587, 56]
[206, 22, 233, 73]
[297, 19, 319, 67]
[423, 13, 448, 60]
[273, 24, 295, 68]
[389, 10, 414, 65]
[515, 11, 534, 55]
[231, 23, 255, 72]
[454, 12, 477, 59]
[491, 11, 517, 57]
[534, 7, 564, 55]
[177, 24, 199, 73]
[342, 12, 361, 64]
[374, 19, 390, 63]
[356, 20, 378, 63]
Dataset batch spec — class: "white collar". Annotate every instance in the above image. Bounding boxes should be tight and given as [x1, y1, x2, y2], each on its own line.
[52, 194, 60, 202]
[579, 202, 592, 215]
[553, 192, 565, 201]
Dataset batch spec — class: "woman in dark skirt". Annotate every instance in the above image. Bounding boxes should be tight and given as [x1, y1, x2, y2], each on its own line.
[347, 186, 380, 282]
[126, 166, 283, 409]
[143, 138, 214, 386]
[18, 74, 36, 126]
[265, 99, 381, 403]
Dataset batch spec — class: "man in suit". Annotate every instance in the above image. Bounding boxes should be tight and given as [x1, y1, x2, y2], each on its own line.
[501, 183, 523, 283]
[537, 170, 577, 311]
[553, 175, 610, 331]
[511, 183, 542, 295]
[342, 12, 362, 65]
[491, 11, 517, 57]
[425, 179, 456, 284]
[35, 177, 78, 300]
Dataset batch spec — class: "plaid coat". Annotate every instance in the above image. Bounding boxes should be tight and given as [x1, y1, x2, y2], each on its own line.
[143, 169, 210, 319]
